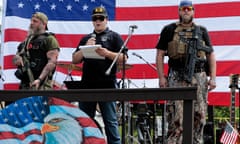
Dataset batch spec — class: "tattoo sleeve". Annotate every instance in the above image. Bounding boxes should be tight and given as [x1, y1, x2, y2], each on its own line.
[38, 49, 59, 80]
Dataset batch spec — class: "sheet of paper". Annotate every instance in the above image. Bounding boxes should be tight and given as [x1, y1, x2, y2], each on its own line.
[79, 44, 104, 59]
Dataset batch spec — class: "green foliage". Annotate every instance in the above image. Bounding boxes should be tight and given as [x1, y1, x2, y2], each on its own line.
[214, 106, 229, 117]
[213, 106, 239, 129]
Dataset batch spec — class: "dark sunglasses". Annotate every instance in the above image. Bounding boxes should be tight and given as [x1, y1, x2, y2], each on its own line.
[92, 16, 105, 21]
[179, 6, 194, 11]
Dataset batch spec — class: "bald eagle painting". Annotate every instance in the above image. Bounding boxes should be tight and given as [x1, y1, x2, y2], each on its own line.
[41, 113, 83, 144]
[0, 96, 106, 144]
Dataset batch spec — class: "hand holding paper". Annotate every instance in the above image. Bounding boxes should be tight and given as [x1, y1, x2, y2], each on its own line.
[79, 44, 104, 59]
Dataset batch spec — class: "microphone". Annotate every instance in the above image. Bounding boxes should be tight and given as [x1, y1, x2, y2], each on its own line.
[129, 25, 138, 29]
[132, 52, 142, 59]
[89, 33, 96, 45]
[91, 33, 96, 39]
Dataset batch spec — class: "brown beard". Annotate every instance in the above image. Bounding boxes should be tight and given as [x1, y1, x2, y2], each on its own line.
[179, 16, 193, 24]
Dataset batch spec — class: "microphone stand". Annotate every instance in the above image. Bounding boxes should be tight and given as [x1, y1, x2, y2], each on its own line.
[132, 52, 157, 71]
[105, 26, 136, 144]
[133, 53, 168, 143]
[105, 26, 135, 76]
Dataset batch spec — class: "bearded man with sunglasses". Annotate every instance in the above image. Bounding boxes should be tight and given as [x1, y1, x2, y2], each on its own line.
[72, 6, 127, 144]
[155, 0, 216, 143]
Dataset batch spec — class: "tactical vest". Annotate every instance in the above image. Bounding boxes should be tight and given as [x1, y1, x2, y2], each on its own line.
[28, 33, 50, 72]
[167, 23, 207, 59]
[17, 33, 54, 81]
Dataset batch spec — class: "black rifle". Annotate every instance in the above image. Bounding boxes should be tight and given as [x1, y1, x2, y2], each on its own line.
[183, 27, 212, 83]
[17, 35, 37, 90]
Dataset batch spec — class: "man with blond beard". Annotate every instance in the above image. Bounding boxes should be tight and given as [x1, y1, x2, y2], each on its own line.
[13, 12, 60, 90]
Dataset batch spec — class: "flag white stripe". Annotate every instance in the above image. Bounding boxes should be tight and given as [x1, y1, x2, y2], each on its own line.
[1, 69, 234, 92]
[0, 122, 42, 134]
[4, 16, 240, 35]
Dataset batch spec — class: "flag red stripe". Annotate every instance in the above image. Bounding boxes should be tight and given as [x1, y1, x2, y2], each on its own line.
[76, 117, 99, 128]
[115, 2, 240, 20]
[0, 129, 41, 140]
[29, 141, 41, 144]
[4, 29, 240, 49]
[116, 6, 178, 20]
[4, 29, 27, 42]
[3, 84, 19, 90]
[84, 137, 106, 144]
[208, 92, 239, 106]
[216, 61, 240, 76]
[4, 55, 17, 68]
[49, 97, 78, 108]
[40, 30, 240, 47]
[210, 31, 240, 46]
[116, 62, 240, 78]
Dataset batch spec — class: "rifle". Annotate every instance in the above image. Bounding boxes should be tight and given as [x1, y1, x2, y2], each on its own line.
[183, 26, 212, 83]
[17, 35, 37, 90]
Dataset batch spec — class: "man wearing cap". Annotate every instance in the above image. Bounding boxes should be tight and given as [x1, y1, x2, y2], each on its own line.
[155, 0, 216, 143]
[13, 12, 60, 90]
[72, 6, 127, 144]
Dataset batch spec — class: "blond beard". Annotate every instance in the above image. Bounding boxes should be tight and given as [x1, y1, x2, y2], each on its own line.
[28, 25, 44, 36]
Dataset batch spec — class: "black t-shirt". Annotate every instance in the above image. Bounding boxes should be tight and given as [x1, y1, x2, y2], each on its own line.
[17, 33, 59, 82]
[155, 22, 213, 68]
[75, 28, 126, 87]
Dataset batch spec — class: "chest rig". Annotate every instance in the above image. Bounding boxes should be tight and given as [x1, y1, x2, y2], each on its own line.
[18, 33, 52, 73]
[167, 23, 206, 59]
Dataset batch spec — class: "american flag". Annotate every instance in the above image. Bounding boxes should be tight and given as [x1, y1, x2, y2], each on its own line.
[0, 0, 240, 106]
[0, 96, 106, 144]
[220, 121, 239, 144]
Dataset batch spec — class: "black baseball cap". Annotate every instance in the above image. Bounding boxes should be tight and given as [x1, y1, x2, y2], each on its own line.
[92, 7, 108, 17]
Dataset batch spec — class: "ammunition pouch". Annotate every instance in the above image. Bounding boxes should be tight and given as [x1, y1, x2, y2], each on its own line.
[167, 40, 187, 59]
[14, 68, 27, 80]
[197, 50, 206, 58]
[197, 40, 207, 59]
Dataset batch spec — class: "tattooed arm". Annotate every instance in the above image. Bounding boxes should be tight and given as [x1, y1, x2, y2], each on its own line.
[31, 49, 59, 89]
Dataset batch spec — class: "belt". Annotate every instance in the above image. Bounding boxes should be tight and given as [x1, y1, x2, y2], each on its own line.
[194, 68, 205, 73]
[170, 67, 205, 73]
